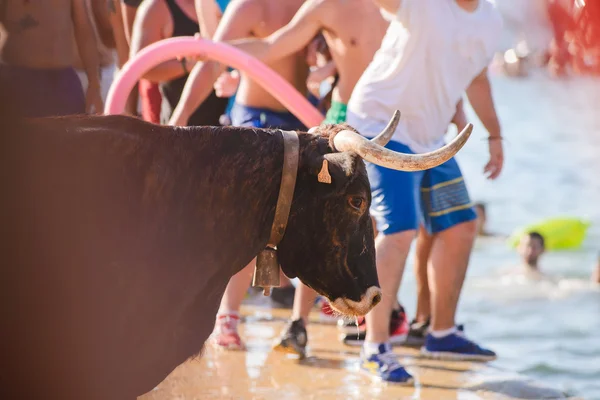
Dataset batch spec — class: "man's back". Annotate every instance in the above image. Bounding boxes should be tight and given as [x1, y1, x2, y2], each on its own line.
[0, 0, 75, 68]
[319, 0, 388, 103]
[235, 0, 307, 111]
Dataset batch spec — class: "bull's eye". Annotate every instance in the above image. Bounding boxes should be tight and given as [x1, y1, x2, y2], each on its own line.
[348, 196, 364, 210]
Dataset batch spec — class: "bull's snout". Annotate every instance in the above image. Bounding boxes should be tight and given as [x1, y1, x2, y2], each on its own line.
[329, 286, 382, 317]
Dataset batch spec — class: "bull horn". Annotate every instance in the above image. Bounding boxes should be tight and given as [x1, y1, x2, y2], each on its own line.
[370, 110, 401, 146]
[333, 123, 473, 171]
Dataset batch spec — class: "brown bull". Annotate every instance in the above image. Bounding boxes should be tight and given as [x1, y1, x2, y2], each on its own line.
[0, 112, 471, 400]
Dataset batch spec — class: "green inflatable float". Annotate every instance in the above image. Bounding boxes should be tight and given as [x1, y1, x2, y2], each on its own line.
[507, 217, 591, 251]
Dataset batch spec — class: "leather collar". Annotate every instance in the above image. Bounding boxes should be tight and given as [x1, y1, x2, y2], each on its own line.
[252, 129, 299, 295]
[266, 129, 299, 248]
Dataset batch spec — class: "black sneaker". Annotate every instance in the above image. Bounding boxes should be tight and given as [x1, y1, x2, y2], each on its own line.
[403, 318, 430, 348]
[273, 319, 307, 357]
[404, 318, 465, 348]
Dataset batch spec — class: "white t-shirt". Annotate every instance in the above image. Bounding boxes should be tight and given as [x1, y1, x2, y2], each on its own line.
[347, 0, 503, 153]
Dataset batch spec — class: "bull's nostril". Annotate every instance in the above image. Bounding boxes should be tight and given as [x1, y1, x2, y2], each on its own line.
[371, 293, 382, 307]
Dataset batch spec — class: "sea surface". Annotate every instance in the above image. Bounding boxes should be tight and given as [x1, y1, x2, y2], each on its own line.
[398, 70, 600, 399]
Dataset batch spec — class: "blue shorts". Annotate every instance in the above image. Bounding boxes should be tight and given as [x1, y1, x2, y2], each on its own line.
[230, 103, 306, 130]
[367, 140, 477, 235]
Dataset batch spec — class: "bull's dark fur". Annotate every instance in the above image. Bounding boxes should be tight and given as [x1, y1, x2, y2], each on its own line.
[0, 115, 378, 400]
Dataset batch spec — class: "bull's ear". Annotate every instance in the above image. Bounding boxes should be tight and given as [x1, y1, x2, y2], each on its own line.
[309, 153, 356, 189]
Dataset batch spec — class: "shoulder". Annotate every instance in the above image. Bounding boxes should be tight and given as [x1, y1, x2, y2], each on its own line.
[225, 0, 264, 16]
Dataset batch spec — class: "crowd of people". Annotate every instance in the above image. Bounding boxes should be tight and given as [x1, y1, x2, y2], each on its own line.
[5, 0, 595, 387]
[494, 0, 600, 77]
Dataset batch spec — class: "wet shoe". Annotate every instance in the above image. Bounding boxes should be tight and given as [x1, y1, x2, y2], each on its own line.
[343, 307, 408, 346]
[273, 318, 308, 357]
[403, 318, 430, 348]
[270, 285, 296, 309]
[388, 306, 409, 345]
[338, 316, 366, 334]
[211, 313, 245, 350]
[421, 332, 496, 362]
[360, 343, 414, 384]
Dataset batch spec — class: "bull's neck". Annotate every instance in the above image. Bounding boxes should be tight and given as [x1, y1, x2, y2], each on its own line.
[187, 126, 288, 276]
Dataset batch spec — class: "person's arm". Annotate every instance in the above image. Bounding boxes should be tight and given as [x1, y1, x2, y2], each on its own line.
[129, 0, 192, 83]
[196, 0, 222, 39]
[168, 0, 263, 126]
[90, 0, 116, 48]
[121, 0, 142, 44]
[107, 0, 130, 67]
[466, 67, 503, 180]
[228, 0, 326, 65]
[72, 0, 103, 113]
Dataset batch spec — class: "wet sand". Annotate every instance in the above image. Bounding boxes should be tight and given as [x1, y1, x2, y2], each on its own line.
[140, 303, 578, 400]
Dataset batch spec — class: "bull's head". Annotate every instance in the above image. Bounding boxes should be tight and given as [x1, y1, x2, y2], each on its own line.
[277, 111, 473, 317]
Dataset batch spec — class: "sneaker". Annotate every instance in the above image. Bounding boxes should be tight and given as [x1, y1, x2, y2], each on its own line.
[211, 313, 245, 350]
[319, 300, 339, 324]
[273, 319, 308, 357]
[360, 343, 414, 384]
[388, 306, 409, 345]
[343, 307, 408, 346]
[403, 318, 430, 348]
[421, 332, 496, 361]
[337, 316, 366, 334]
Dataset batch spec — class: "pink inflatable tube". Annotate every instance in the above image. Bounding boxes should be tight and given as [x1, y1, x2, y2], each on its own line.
[105, 37, 324, 127]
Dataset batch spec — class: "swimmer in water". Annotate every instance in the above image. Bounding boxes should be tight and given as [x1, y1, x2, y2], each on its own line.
[517, 231, 546, 279]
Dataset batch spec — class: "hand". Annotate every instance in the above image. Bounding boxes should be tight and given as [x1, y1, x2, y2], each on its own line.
[176, 35, 207, 66]
[306, 66, 334, 97]
[214, 70, 240, 97]
[484, 139, 504, 180]
[86, 83, 104, 114]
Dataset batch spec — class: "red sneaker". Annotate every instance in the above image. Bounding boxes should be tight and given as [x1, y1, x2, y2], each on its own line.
[318, 298, 339, 324]
[389, 306, 409, 345]
[211, 313, 245, 350]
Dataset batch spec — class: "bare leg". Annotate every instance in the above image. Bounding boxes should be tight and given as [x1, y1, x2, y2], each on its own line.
[279, 270, 293, 287]
[291, 283, 318, 325]
[365, 230, 414, 343]
[217, 260, 254, 314]
[414, 225, 434, 323]
[428, 220, 476, 331]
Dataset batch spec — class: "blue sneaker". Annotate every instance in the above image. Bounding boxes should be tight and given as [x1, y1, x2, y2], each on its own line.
[421, 332, 496, 361]
[360, 344, 414, 384]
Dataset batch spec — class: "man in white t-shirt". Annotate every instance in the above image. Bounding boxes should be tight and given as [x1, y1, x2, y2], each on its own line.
[347, 0, 504, 384]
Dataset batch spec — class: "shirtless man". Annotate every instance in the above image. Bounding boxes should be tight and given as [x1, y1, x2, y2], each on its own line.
[168, 0, 308, 128]
[168, 0, 309, 350]
[217, 0, 390, 356]
[0, 0, 102, 117]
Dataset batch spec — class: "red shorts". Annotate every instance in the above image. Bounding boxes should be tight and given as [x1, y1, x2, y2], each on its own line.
[139, 79, 162, 123]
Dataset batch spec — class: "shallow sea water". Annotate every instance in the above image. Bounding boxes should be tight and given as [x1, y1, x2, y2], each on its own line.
[398, 71, 600, 399]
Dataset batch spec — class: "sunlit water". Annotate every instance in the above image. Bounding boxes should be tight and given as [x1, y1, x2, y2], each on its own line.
[398, 70, 600, 399]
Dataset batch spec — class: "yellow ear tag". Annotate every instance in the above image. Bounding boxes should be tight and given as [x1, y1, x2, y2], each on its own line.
[318, 159, 332, 184]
